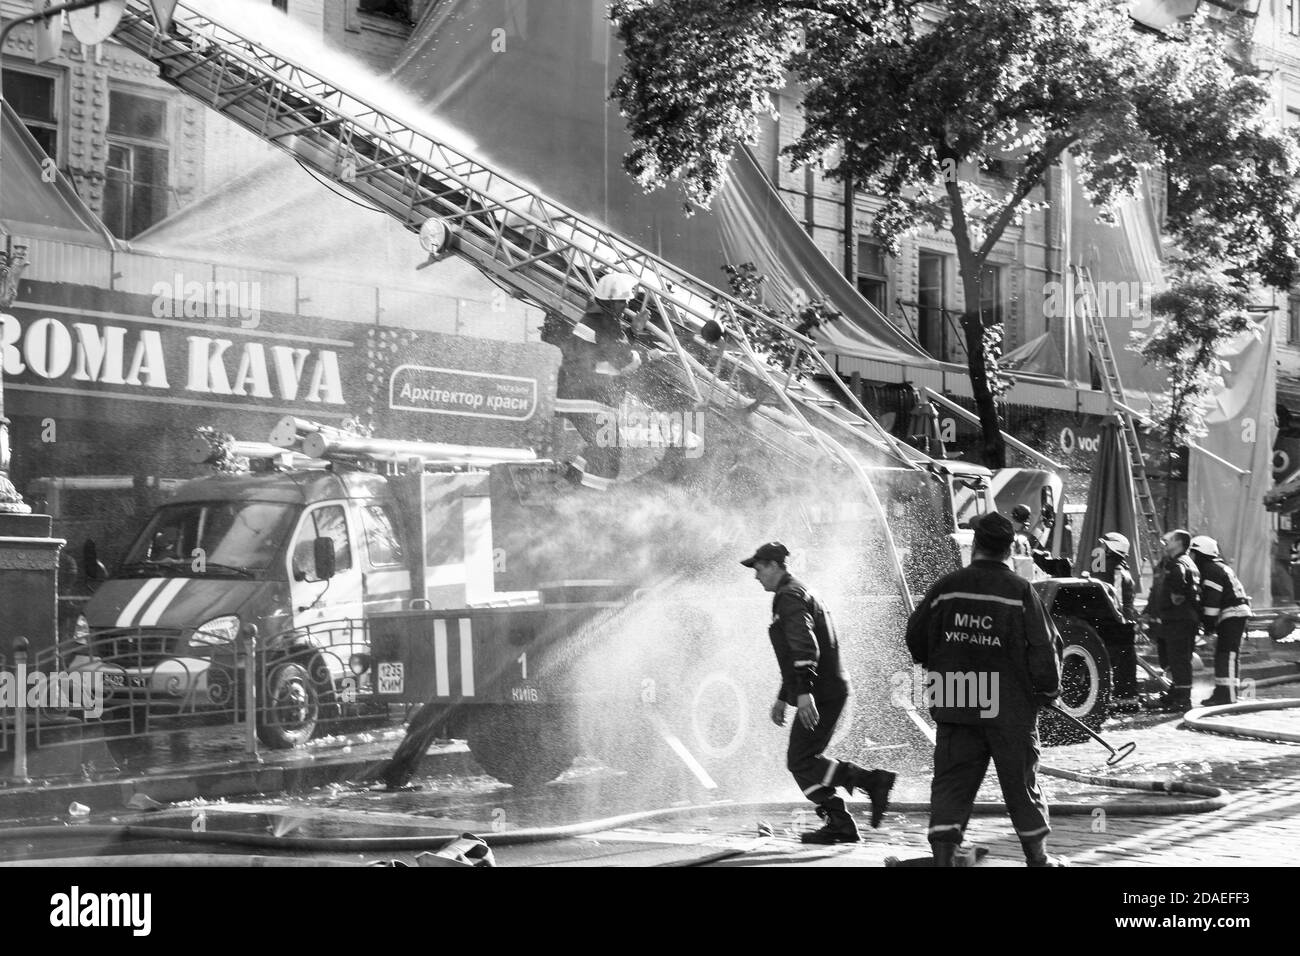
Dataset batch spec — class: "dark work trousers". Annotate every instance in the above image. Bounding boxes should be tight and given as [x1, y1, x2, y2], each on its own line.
[788, 694, 855, 803]
[928, 721, 1049, 847]
[562, 410, 622, 489]
[1213, 617, 1247, 692]
[1156, 620, 1198, 694]
[1104, 624, 1139, 698]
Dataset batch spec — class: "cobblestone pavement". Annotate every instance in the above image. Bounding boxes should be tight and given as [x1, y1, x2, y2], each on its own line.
[720, 683, 1300, 867]
[489, 682, 1300, 867]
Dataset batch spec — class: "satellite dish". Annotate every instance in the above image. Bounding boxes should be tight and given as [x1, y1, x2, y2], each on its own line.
[68, 0, 125, 45]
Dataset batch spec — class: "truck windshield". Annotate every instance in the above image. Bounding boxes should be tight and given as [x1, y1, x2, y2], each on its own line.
[952, 477, 989, 528]
[119, 501, 299, 576]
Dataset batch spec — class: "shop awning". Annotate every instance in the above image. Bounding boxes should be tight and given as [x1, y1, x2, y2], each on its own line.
[0, 101, 115, 248]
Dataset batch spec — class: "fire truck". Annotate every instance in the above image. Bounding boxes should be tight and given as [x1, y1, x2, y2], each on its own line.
[69, 413, 1130, 779]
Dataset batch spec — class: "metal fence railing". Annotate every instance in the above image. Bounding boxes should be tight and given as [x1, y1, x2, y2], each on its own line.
[2, 618, 394, 782]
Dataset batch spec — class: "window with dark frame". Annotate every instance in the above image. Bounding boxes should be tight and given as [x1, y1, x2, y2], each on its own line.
[1289, 297, 1300, 345]
[980, 264, 1004, 327]
[1289, 0, 1300, 36]
[2, 68, 59, 160]
[917, 251, 950, 360]
[103, 89, 171, 239]
[359, 0, 413, 22]
[855, 238, 888, 313]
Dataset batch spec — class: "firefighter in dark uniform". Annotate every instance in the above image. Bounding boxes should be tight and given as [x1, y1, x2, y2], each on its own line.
[1144, 529, 1201, 712]
[1010, 504, 1044, 556]
[742, 541, 896, 843]
[553, 272, 647, 490]
[1189, 536, 1251, 705]
[1096, 531, 1140, 712]
[904, 513, 1064, 866]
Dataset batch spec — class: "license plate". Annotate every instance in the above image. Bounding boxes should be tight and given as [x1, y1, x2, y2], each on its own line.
[377, 661, 404, 695]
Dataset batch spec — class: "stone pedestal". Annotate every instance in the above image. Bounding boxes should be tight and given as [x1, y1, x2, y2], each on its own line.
[0, 513, 64, 663]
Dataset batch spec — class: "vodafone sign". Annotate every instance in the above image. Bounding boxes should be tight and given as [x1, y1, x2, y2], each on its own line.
[1058, 426, 1101, 457]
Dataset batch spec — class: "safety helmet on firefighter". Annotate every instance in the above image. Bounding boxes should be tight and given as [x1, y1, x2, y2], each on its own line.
[1190, 535, 1220, 558]
[594, 272, 639, 303]
[1099, 531, 1130, 556]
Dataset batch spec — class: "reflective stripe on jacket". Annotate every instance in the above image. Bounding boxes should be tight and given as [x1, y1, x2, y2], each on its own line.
[1193, 555, 1250, 630]
[555, 309, 636, 410]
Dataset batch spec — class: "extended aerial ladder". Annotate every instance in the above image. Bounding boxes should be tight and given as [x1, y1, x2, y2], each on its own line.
[113, 0, 937, 600]
[1072, 263, 1164, 571]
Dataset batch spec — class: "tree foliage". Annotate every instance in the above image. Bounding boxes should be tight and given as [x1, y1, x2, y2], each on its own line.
[721, 262, 841, 379]
[610, 0, 1300, 467]
[1140, 263, 1255, 462]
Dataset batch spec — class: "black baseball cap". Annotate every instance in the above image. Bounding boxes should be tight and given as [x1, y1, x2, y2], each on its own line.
[972, 512, 1015, 552]
[740, 541, 790, 567]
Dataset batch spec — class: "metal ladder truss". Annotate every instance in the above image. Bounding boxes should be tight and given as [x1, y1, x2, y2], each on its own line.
[1073, 263, 1163, 569]
[114, 1, 925, 487]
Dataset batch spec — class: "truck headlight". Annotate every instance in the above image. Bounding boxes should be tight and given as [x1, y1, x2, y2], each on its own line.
[192, 615, 241, 647]
[73, 614, 90, 644]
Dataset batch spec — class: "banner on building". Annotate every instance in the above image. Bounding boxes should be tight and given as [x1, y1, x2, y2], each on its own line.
[1187, 320, 1276, 605]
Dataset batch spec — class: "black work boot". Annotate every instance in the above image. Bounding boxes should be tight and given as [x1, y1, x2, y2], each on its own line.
[800, 797, 861, 844]
[1151, 689, 1192, 713]
[845, 766, 896, 828]
[1022, 836, 1068, 867]
[931, 841, 958, 867]
[1200, 686, 1234, 707]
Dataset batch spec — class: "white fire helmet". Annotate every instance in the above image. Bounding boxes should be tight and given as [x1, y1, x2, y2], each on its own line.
[1099, 532, 1130, 556]
[1190, 535, 1220, 558]
[594, 272, 639, 303]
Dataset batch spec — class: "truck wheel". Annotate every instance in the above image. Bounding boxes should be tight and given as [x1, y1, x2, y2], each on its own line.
[257, 663, 319, 749]
[466, 706, 578, 788]
[1043, 617, 1112, 746]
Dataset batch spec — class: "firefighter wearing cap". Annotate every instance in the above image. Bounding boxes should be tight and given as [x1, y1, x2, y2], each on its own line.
[904, 512, 1064, 866]
[1095, 531, 1140, 711]
[553, 272, 647, 491]
[1189, 536, 1251, 706]
[742, 541, 896, 843]
[1145, 530, 1201, 712]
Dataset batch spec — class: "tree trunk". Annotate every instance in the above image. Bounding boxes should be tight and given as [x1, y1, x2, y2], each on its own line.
[957, 261, 1007, 470]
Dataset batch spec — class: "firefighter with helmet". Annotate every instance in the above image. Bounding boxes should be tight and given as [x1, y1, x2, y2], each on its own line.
[1188, 535, 1251, 705]
[553, 272, 648, 490]
[1010, 504, 1043, 556]
[1095, 531, 1141, 712]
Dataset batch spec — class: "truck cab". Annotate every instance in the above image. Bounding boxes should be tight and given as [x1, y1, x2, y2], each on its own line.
[70, 426, 540, 748]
